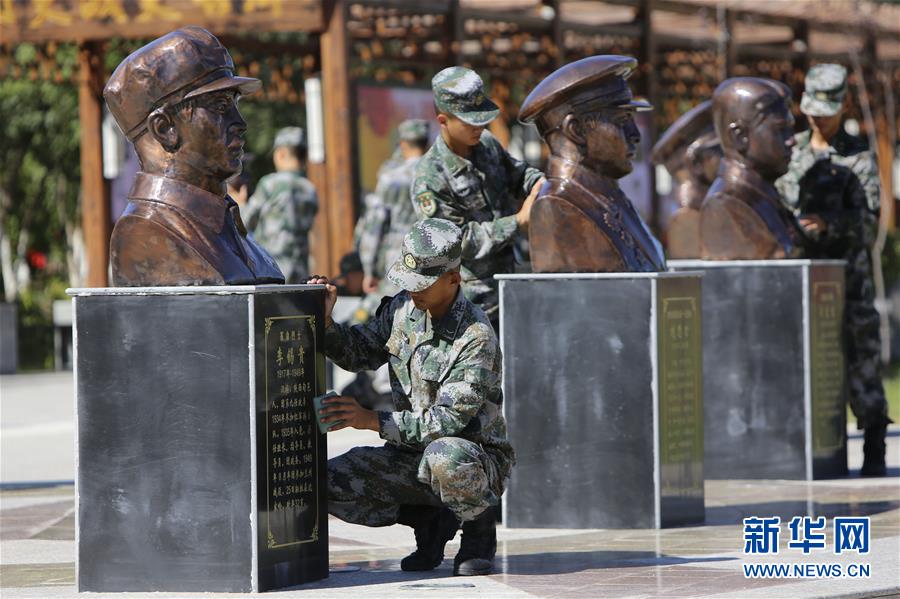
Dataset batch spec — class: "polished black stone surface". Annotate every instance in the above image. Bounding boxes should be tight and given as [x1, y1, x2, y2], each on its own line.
[253, 291, 328, 591]
[668, 261, 847, 480]
[73, 286, 326, 592]
[499, 274, 704, 529]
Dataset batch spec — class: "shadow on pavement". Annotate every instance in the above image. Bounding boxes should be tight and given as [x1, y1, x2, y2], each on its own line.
[705, 498, 900, 525]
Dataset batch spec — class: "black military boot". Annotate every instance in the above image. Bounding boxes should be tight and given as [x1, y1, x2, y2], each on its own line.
[397, 506, 459, 571]
[861, 421, 888, 477]
[453, 509, 497, 576]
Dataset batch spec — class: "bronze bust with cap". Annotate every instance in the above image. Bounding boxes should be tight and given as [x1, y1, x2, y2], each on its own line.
[651, 100, 721, 259]
[520, 55, 666, 273]
[699, 77, 806, 260]
[104, 26, 284, 286]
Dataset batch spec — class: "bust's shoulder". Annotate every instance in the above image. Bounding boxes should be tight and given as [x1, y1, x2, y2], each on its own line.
[109, 213, 220, 286]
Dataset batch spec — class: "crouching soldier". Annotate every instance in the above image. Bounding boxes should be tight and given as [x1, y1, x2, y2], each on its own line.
[308, 218, 514, 576]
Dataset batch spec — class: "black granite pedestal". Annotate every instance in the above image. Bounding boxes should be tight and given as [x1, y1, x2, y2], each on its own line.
[498, 272, 704, 529]
[668, 260, 848, 480]
[69, 285, 328, 592]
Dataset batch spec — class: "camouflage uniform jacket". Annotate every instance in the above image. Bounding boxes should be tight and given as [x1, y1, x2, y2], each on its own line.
[324, 288, 515, 479]
[411, 131, 543, 320]
[242, 170, 318, 283]
[776, 129, 879, 254]
[358, 156, 421, 280]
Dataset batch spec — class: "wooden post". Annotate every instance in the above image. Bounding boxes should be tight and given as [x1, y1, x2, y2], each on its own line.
[78, 41, 110, 288]
[638, 0, 660, 234]
[719, 7, 737, 80]
[548, 0, 564, 68]
[319, 0, 356, 277]
[449, 0, 464, 65]
[792, 21, 811, 77]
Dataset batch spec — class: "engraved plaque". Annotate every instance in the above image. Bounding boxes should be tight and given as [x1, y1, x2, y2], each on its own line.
[254, 290, 328, 591]
[657, 275, 704, 526]
[809, 266, 847, 469]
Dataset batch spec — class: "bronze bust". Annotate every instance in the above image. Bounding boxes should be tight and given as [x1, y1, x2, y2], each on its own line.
[651, 100, 721, 259]
[700, 78, 805, 260]
[104, 27, 284, 286]
[520, 55, 666, 273]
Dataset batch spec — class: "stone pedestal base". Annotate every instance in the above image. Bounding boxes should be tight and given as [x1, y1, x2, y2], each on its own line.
[70, 285, 328, 592]
[668, 260, 848, 480]
[498, 272, 704, 529]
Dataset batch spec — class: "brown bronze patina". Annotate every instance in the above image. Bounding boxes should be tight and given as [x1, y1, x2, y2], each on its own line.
[700, 77, 806, 260]
[651, 100, 721, 258]
[520, 55, 666, 273]
[104, 27, 284, 286]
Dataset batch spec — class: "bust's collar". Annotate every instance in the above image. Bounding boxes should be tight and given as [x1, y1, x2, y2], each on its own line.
[129, 172, 231, 233]
[717, 158, 780, 205]
[546, 155, 620, 198]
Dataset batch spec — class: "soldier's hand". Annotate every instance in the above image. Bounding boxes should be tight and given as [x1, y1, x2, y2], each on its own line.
[799, 215, 827, 235]
[363, 275, 380, 294]
[318, 395, 379, 432]
[307, 275, 338, 327]
[229, 183, 249, 205]
[516, 177, 546, 230]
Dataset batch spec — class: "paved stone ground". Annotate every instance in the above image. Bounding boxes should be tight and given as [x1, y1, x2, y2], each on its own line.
[2, 372, 899, 598]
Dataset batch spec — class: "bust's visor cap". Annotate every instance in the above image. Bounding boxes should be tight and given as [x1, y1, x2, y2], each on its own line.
[103, 26, 260, 140]
[520, 55, 651, 124]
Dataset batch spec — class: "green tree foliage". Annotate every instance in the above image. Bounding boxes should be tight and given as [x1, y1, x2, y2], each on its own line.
[0, 44, 81, 369]
[0, 43, 81, 294]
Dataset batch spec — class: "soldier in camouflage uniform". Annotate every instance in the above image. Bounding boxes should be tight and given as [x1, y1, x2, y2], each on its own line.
[412, 67, 544, 328]
[311, 218, 513, 576]
[776, 64, 891, 476]
[241, 127, 318, 283]
[353, 119, 431, 324]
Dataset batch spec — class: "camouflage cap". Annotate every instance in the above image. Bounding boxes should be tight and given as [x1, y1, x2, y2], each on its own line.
[387, 218, 462, 292]
[800, 64, 848, 117]
[273, 126, 306, 150]
[432, 67, 499, 126]
[398, 118, 430, 142]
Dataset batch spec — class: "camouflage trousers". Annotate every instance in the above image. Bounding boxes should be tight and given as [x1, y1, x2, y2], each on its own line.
[844, 248, 890, 429]
[328, 437, 503, 525]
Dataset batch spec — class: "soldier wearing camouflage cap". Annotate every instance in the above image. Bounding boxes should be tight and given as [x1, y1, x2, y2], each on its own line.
[411, 67, 545, 328]
[309, 218, 513, 576]
[241, 126, 319, 283]
[776, 64, 891, 475]
[355, 119, 432, 324]
[105, 27, 284, 286]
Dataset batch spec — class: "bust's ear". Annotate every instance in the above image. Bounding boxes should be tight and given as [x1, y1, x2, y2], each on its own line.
[727, 120, 749, 155]
[561, 114, 586, 147]
[147, 108, 180, 153]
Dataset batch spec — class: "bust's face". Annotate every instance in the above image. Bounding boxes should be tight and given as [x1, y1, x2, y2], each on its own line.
[173, 90, 247, 181]
[745, 103, 795, 180]
[581, 108, 640, 179]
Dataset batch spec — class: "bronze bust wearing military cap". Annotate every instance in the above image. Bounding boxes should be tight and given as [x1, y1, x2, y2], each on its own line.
[520, 55, 666, 273]
[699, 77, 805, 260]
[105, 26, 284, 286]
[651, 100, 721, 259]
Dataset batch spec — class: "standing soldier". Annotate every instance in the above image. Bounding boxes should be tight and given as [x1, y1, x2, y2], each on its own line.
[240, 126, 318, 283]
[412, 67, 544, 329]
[355, 119, 431, 323]
[776, 64, 891, 476]
[309, 219, 514, 576]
